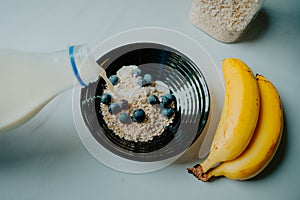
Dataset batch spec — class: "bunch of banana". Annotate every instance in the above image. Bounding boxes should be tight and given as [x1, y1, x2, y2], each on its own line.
[187, 58, 283, 181]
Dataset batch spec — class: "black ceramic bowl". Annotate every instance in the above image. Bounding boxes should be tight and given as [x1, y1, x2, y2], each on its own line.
[79, 42, 210, 162]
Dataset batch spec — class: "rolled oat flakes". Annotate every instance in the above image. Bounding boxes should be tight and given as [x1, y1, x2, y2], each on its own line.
[189, 0, 263, 43]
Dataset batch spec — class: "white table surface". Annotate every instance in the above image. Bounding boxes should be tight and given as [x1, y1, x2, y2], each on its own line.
[1, 0, 300, 199]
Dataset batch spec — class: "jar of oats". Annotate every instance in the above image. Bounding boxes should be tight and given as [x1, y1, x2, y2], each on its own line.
[189, 0, 263, 43]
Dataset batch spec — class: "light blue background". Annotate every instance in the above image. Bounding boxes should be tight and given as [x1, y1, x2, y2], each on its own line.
[0, 0, 299, 199]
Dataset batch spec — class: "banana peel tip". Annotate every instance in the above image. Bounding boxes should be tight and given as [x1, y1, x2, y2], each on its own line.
[187, 164, 204, 180]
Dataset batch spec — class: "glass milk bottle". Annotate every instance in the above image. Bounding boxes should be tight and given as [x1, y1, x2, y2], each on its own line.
[0, 45, 107, 132]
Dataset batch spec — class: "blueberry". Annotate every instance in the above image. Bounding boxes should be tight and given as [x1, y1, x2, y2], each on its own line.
[160, 95, 172, 107]
[166, 93, 175, 101]
[132, 109, 146, 123]
[132, 68, 141, 77]
[148, 94, 159, 105]
[119, 112, 131, 124]
[109, 75, 119, 85]
[108, 103, 121, 115]
[119, 99, 129, 110]
[101, 93, 112, 105]
[143, 74, 152, 84]
[161, 107, 175, 118]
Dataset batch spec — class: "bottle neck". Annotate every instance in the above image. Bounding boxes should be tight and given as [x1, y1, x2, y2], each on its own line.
[28, 44, 100, 91]
[68, 44, 100, 87]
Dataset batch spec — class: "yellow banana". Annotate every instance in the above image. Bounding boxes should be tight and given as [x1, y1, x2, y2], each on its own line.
[188, 58, 260, 178]
[198, 74, 283, 181]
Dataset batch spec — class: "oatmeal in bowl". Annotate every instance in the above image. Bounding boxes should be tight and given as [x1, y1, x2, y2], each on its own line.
[98, 65, 180, 153]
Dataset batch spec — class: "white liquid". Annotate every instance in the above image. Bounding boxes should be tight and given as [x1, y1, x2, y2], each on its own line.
[0, 49, 78, 131]
[0, 46, 120, 132]
[96, 58, 115, 93]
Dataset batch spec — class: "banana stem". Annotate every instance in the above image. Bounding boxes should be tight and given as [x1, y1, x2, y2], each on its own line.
[199, 165, 225, 182]
[187, 164, 217, 182]
[199, 172, 215, 182]
[187, 164, 204, 180]
[187, 159, 220, 181]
